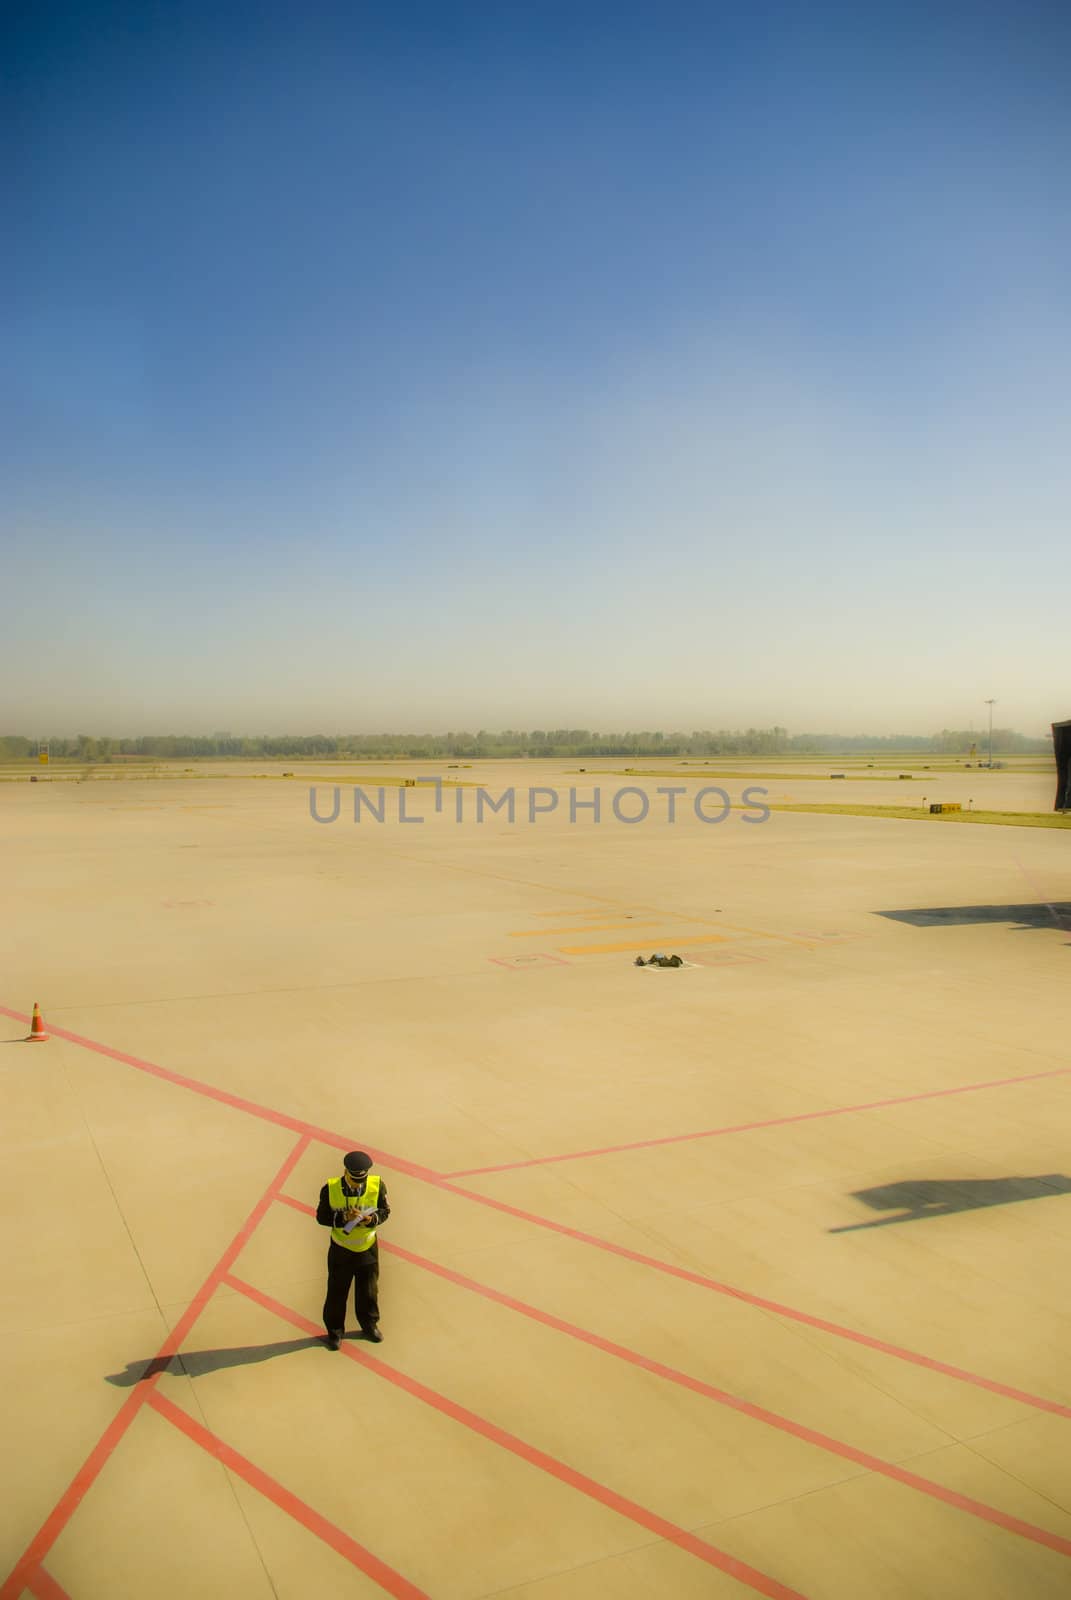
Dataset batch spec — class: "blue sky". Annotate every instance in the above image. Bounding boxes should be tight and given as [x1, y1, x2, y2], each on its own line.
[4, 1, 1069, 735]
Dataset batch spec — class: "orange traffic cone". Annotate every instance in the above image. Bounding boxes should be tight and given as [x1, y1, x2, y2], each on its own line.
[26, 1002, 50, 1042]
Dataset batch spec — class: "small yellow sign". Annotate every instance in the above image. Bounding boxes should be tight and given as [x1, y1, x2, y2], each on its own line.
[38, 752, 49, 765]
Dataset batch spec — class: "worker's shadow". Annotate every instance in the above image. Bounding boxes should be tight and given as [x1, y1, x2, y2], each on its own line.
[106, 1337, 326, 1386]
[829, 1174, 1071, 1234]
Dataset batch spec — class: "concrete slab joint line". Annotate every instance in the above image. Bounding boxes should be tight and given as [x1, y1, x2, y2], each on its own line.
[0, 1135, 312, 1600]
[145, 1389, 429, 1600]
[3, 1003, 1071, 1422]
[4, 1003, 1071, 1420]
[0, 1102, 796, 1600]
[0, 1133, 798, 1598]
[272, 1199, 1071, 1561]
[5, 1003, 1071, 1599]
[222, 1272, 808, 1600]
[0, 1129, 429, 1600]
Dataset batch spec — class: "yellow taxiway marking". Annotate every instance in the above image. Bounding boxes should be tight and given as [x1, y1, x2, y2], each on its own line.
[712, 920, 820, 948]
[531, 908, 629, 918]
[556, 934, 729, 954]
[509, 920, 664, 937]
[525, 906, 820, 950]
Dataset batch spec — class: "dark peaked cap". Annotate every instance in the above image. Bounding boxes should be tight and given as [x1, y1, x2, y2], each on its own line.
[344, 1151, 373, 1174]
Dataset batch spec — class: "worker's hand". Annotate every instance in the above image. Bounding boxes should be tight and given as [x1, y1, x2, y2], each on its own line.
[343, 1207, 362, 1222]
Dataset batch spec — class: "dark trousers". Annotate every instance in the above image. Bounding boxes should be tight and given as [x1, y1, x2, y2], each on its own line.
[323, 1239, 380, 1333]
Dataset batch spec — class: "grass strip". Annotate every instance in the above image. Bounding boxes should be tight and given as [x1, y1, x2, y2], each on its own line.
[591, 768, 1049, 783]
[765, 803, 1071, 828]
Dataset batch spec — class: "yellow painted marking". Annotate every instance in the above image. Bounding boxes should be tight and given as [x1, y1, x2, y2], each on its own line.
[712, 920, 820, 948]
[509, 920, 664, 937]
[556, 935, 729, 954]
[531, 909, 623, 918]
[523, 905, 820, 950]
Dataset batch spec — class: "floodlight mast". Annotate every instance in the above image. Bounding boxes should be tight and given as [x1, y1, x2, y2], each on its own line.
[984, 699, 996, 768]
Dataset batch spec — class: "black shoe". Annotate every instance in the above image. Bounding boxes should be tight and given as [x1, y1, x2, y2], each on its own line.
[324, 1330, 342, 1351]
[363, 1326, 383, 1343]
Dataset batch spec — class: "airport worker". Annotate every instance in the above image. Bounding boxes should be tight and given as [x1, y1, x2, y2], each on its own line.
[317, 1150, 390, 1349]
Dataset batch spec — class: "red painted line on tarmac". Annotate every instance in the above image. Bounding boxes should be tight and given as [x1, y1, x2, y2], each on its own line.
[22, 1569, 71, 1600]
[1, 1401, 144, 1600]
[0, 1137, 309, 1600]
[147, 1391, 428, 1599]
[444, 1064, 1071, 1177]
[253, 1187, 1071, 1434]
[381, 1242, 1071, 1560]
[226, 1273, 809, 1600]
[21, 997, 1067, 1189]
[0, 1007, 438, 1183]
[10, 1008, 1071, 1431]
[429, 1176, 1071, 1421]
[488, 953, 570, 969]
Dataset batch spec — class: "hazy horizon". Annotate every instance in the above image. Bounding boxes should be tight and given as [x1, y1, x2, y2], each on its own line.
[0, 722, 1054, 748]
[6, 4, 1069, 738]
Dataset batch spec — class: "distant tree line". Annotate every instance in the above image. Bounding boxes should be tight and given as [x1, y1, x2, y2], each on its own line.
[0, 726, 1053, 761]
[785, 729, 1051, 756]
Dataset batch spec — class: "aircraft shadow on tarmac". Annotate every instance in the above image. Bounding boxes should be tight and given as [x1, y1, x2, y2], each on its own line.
[876, 902, 1071, 934]
[829, 1175, 1071, 1233]
[105, 1334, 372, 1386]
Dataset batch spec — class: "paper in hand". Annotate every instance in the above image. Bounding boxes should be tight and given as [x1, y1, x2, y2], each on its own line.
[341, 1209, 376, 1233]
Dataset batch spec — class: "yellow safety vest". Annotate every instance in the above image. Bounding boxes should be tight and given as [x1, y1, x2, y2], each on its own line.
[327, 1173, 382, 1253]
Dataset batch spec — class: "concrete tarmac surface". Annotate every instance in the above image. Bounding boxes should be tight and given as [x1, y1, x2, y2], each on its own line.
[2, 762, 1070, 1599]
